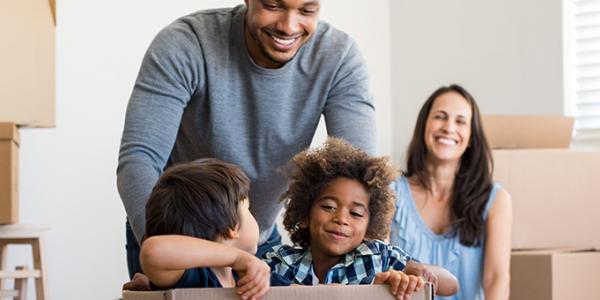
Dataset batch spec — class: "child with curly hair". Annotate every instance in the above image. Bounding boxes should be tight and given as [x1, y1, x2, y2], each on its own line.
[264, 138, 458, 300]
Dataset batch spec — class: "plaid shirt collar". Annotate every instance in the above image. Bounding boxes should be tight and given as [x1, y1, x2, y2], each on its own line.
[281, 241, 380, 284]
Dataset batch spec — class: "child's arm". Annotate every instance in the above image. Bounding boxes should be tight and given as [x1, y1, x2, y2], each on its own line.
[140, 235, 270, 300]
[374, 270, 424, 300]
[404, 260, 459, 296]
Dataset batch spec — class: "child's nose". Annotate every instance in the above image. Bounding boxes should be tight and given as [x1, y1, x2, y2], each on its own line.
[333, 212, 349, 225]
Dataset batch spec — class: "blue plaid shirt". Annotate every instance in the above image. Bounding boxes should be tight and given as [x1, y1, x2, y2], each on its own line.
[264, 240, 411, 285]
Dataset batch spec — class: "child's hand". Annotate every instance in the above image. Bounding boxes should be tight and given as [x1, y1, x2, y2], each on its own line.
[374, 270, 424, 300]
[233, 252, 270, 300]
[122, 273, 151, 291]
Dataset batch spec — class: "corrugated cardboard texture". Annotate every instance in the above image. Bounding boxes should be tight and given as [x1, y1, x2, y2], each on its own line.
[123, 284, 434, 300]
[493, 149, 600, 249]
[0, 123, 19, 224]
[0, 0, 56, 127]
[510, 249, 600, 300]
[483, 115, 573, 149]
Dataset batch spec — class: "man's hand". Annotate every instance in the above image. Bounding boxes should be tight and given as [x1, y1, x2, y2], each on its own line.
[122, 273, 152, 291]
[233, 252, 270, 300]
[374, 270, 424, 300]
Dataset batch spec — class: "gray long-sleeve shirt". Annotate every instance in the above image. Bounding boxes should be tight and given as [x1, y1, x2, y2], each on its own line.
[117, 5, 376, 243]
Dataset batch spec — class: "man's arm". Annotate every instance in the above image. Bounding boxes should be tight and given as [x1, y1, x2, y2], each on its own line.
[323, 40, 377, 155]
[117, 23, 203, 241]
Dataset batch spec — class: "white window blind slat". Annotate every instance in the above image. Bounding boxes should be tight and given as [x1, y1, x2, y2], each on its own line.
[572, 0, 600, 149]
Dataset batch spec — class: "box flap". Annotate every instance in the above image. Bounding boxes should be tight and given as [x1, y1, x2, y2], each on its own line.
[0, 123, 19, 144]
[124, 284, 433, 300]
[122, 290, 166, 300]
[170, 284, 432, 300]
[512, 248, 598, 256]
[482, 115, 574, 149]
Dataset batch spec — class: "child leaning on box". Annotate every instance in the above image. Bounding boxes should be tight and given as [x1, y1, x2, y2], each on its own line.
[263, 138, 459, 299]
[134, 158, 277, 300]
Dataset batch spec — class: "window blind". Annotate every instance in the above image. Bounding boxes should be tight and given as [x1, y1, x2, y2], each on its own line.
[573, 0, 600, 148]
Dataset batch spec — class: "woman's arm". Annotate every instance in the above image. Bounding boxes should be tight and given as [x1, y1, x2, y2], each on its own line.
[483, 188, 513, 300]
[404, 260, 459, 296]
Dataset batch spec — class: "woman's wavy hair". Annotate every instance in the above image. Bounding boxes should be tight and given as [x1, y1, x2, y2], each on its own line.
[405, 84, 493, 247]
[281, 137, 398, 248]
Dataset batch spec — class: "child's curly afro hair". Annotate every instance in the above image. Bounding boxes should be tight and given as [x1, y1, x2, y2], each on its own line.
[280, 137, 398, 248]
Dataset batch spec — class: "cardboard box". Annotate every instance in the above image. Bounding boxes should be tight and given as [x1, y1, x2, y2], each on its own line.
[493, 149, 600, 249]
[0, 0, 56, 127]
[123, 284, 434, 300]
[483, 115, 574, 149]
[0, 123, 19, 224]
[510, 248, 600, 300]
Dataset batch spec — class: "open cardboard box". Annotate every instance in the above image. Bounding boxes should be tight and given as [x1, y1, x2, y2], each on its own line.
[0, 123, 19, 224]
[510, 248, 600, 300]
[123, 284, 434, 300]
[482, 115, 574, 149]
[0, 0, 56, 127]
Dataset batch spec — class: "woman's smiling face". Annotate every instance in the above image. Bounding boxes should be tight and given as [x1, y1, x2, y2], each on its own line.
[424, 91, 473, 165]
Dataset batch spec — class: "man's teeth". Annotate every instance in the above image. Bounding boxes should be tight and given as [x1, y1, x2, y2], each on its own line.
[437, 138, 457, 145]
[272, 35, 295, 45]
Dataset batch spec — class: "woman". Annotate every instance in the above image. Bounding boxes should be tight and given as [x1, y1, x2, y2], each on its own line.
[390, 85, 512, 300]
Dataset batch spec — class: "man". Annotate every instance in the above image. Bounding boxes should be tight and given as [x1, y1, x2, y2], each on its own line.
[117, 0, 376, 278]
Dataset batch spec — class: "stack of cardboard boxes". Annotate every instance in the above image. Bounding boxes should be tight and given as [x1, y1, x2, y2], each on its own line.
[484, 115, 600, 300]
[0, 0, 56, 225]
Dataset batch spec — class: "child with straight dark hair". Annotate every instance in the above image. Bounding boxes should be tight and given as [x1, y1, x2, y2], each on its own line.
[264, 138, 459, 300]
[139, 158, 271, 300]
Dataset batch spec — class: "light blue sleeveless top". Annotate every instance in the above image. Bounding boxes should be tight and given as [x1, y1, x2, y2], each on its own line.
[390, 176, 500, 300]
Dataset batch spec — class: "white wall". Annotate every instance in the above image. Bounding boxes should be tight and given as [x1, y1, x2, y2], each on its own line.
[8, 1, 393, 299]
[390, 0, 565, 163]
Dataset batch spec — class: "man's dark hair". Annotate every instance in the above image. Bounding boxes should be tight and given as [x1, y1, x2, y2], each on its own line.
[281, 137, 398, 248]
[145, 158, 250, 241]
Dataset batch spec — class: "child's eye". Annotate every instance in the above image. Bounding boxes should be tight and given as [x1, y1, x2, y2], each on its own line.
[320, 205, 336, 212]
[263, 2, 279, 10]
[350, 211, 364, 218]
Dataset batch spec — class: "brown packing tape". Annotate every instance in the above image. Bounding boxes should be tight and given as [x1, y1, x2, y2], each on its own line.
[49, 0, 56, 25]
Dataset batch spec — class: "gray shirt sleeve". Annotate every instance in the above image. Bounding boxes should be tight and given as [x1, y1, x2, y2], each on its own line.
[117, 23, 203, 241]
[324, 40, 377, 155]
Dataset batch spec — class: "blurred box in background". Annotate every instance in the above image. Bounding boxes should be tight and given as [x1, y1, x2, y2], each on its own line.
[510, 248, 600, 300]
[0, 0, 56, 127]
[483, 115, 574, 149]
